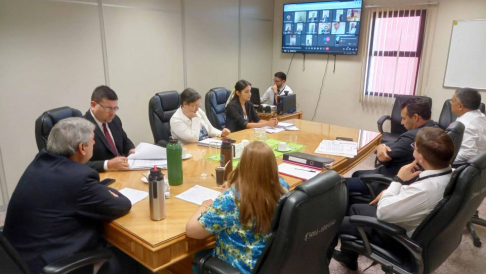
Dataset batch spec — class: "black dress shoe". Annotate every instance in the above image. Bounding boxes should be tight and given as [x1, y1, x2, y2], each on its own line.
[333, 250, 358, 271]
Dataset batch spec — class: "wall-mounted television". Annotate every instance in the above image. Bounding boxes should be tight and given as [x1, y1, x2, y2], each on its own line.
[282, 0, 363, 55]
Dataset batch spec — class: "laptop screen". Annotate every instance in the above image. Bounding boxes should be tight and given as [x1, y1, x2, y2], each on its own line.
[250, 87, 261, 105]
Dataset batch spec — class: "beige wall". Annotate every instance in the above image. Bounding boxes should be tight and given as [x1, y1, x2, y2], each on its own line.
[0, 0, 274, 198]
[272, 0, 485, 130]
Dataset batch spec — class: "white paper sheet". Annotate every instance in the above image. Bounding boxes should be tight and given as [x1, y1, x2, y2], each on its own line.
[128, 142, 166, 160]
[277, 122, 293, 127]
[119, 188, 149, 205]
[278, 163, 320, 181]
[175, 185, 222, 205]
[128, 159, 167, 170]
[314, 140, 358, 158]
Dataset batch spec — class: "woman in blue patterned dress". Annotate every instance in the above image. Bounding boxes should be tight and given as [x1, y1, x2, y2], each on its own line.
[186, 141, 289, 273]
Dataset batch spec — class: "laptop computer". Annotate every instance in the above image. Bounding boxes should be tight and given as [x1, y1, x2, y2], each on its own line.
[250, 87, 261, 105]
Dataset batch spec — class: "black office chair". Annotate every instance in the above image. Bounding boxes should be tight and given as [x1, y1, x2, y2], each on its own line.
[205, 87, 231, 130]
[0, 229, 111, 274]
[148, 91, 180, 146]
[35, 107, 83, 151]
[438, 99, 485, 130]
[377, 96, 432, 144]
[438, 101, 486, 246]
[356, 121, 465, 204]
[340, 152, 486, 274]
[193, 171, 348, 274]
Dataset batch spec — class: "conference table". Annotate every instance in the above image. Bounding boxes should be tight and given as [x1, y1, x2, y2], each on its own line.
[101, 119, 381, 273]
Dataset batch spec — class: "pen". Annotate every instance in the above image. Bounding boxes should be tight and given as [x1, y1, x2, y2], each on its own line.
[295, 168, 317, 173]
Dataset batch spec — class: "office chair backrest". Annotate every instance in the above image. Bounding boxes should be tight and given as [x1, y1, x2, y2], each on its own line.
[253, 171, 347, 274]
[438, 99, 457, 130]
[411, 152, 486, 273]
[445, 121, 465, 164]
[148, 91, 180, 144]
[205, 87, 231, 130]
[35, 106, 83, 151]
[0, 230, 30, 274]
[439, 99, 486, 129]
[390, 95, 433, 135]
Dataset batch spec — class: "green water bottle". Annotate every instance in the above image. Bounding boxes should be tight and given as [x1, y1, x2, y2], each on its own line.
[167, 138, 183, 186]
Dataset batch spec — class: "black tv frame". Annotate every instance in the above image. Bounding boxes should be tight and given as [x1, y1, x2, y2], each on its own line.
[282, 0, 363, 55]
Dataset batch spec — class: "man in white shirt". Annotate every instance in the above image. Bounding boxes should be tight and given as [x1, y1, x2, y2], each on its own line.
[330, 127, 454, 270]
[450, 88, 486, 162]
[170, 88, 230, 145]
[260, 72, 294, 105]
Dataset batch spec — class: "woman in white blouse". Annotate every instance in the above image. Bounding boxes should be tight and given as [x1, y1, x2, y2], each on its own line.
[170, 88, 231, 145]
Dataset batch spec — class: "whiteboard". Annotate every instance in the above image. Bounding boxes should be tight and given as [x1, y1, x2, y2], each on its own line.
[444, 20, 486, 90]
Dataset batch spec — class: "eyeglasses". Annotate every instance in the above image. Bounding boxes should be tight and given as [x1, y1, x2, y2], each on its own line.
[410, 142, 416, 150]
[97, 102, 119, 112]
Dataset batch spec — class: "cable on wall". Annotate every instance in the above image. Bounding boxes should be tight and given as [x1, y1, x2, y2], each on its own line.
[333, 54, 337, 73]
[311, 55, 331, 121]
[286, 53, 296, 76]
[302, 53, 306, 71]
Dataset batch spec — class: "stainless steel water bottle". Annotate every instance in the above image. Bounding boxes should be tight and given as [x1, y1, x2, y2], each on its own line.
[149, 166, 166, 221]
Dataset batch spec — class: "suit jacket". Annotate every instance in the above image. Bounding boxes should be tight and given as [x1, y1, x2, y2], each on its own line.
[380, 120, 438, 176]
[225, 100, 261, 132]
[84, 110, 135, 172]
[3, 150, 132, 274]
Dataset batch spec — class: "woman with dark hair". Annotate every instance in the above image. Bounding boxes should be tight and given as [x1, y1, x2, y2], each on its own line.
[225, 80, 278, 132]
[186, 141, 289, 273]
[170, 88, 230, 145]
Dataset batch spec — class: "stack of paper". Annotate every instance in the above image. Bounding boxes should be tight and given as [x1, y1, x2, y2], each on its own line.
[128, 159, 167, 170]
[278, 163, 320, 181]
[257, 122, 299, 134]
[314, 140, 358, 158]
[127, 142, 167, 170]
[175, 185, 222, 205]
[119, 188, 149, 205]
[198, 138, 222, 147]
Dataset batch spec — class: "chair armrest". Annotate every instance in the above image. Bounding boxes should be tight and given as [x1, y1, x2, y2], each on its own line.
[359, 174, 393, 185]
[192, 253, 241, 274]
[42, 249, 112, 274]
[377, 115, 391, 134]
[349, 215, 407, 236]
[452, 161, 467, 169]
[359, 174, 393, 199]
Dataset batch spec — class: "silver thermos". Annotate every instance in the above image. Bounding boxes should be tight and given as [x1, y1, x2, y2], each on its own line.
[149, 166, 166, 221]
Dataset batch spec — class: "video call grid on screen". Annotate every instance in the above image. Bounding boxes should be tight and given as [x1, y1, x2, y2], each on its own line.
[282, 0, 363, 55]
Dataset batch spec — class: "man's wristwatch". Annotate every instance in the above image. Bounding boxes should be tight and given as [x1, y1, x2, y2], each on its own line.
[393, 175, 405, 184]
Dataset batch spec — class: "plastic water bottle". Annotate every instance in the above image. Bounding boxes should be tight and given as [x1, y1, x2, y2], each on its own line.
[167, 138, 183, 186]
[148, 166, 166, 221]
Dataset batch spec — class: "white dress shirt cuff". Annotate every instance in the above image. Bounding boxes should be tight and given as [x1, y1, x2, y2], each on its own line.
[104, 160, 109, 171]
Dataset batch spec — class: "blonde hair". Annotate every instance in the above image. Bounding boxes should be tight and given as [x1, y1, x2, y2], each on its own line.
[228, 141, 286, 234]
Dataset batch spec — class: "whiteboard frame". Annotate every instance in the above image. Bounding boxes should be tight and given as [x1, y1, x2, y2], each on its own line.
[443, 19, 486, 90]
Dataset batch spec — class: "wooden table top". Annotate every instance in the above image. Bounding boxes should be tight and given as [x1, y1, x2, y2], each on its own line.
[101, 119, 380, 271]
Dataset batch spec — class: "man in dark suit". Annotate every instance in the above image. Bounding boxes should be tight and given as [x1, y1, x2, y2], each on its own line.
[346, 98, 438, 196]
[3, 117, 144, 274]
[84, 85, 135, 172]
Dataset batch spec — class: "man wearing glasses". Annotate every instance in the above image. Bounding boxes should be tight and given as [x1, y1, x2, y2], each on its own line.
[84, 85, 135, 172]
